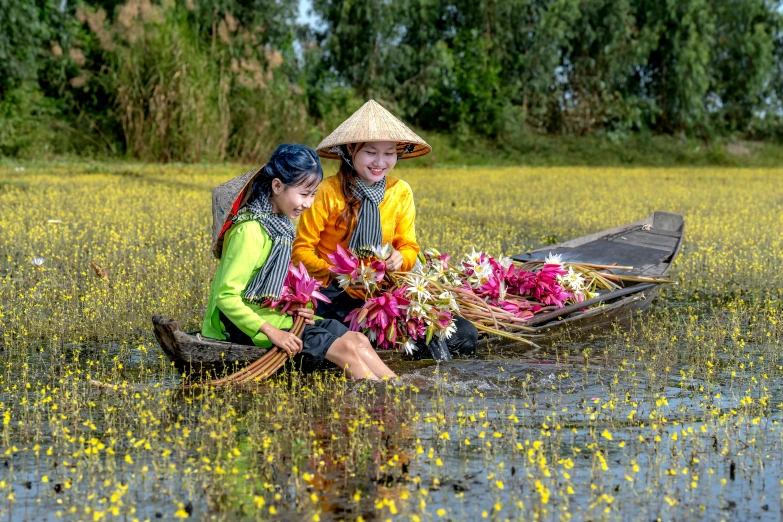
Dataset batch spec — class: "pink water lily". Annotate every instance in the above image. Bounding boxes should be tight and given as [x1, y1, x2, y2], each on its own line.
[540, 285, 573, 308]
[436, 309, 453, 329]
[266, 261, 331, 313]
[477, 273, 502, 299]
[327, 243, 386, 291]
[499, 263, 572, 309]
[337, 246, 592, 353]
[498, 300, 538, 320]
[327, 244, 358, 276]
[406, 318, 426, 339]
[538, 262, 569, 282]
[346, 291, 407, 349]
[528, 263, 572, 307]
[357, 258, 387, 286]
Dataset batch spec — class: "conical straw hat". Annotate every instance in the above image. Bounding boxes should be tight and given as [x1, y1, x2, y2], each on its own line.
[210, 167, 263, 258]
[316, 100, 431, 160]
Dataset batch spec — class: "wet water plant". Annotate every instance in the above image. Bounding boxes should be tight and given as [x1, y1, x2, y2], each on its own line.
[0, 163, 781, 520]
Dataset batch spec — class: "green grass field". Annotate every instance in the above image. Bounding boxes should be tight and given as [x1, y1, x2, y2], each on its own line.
[0, 163, 781, 520]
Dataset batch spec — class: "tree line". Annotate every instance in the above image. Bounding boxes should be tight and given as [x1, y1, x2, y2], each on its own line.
[1, 0, 781, 161]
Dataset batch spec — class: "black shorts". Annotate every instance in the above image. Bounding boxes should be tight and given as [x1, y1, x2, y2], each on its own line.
[290, 319, 349, 373]
[219, 310, 349, 373]
[316, 280, 365, 322]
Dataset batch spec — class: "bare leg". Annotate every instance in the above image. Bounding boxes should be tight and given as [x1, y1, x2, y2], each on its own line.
[349, 332, 397, 379]
[325, 335, 380, 380]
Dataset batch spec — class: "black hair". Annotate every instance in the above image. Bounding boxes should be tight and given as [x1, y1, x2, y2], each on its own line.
[251, 144, 323, 197]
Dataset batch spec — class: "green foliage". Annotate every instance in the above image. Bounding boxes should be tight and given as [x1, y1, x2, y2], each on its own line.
[1, 0, 782, 161]
[100, 0, 310, 162]
[404, 130, 783, 168]
[0, 88, 63, 157]
[310, 0, 783, 141]
[0, 0, 48, 97]
[0, 0, 311, 162]
[108, 5, 230, 161]
[710, 0, 776, 132]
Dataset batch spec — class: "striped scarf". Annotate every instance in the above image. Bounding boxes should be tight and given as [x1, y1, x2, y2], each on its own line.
[348, 175, 387, 258]
[233, 194, 295, 302]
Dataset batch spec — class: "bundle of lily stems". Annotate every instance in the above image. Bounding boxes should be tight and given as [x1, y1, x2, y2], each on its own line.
[325, 245, 677, 355]
[199, 308, 307, 386]
[458, 257, 675, 335]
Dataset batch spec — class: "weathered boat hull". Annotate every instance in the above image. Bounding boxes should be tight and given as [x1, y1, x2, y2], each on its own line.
[506, 210, 684, 342]
[153, 315, 271, 376]
[154, 210, 684, 372]
[477, 285, 658, 350]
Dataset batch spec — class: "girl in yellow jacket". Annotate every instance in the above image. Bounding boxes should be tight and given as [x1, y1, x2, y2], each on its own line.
[292, 101, 477, 359]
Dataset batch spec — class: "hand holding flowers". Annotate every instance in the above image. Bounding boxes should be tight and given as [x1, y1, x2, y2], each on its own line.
[373, 243, 404, 272]
[288, 306, 316, 325]
[260, 261, 332, 350]
[327, 244, 386, 294]
[201, 261, 331, 385]
[328, 244, 461, 354]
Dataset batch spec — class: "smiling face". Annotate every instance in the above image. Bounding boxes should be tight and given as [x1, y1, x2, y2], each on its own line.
[269, 176, 320, 220]
[349, 141, 399, 185]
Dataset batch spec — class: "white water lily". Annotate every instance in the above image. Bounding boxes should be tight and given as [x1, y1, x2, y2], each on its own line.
[425, 259, 463, 286]
[558, 266, 586, 292]
[406, 276, 432, 302]
[356, 261, 382, 289]
[467, 262, 493, 288]
[31, 257, 44, 267]
[436, 321, 458, 340]
[498, 279, 508, 302]
[464, 247, 485, 267]
[406, 300, 431, 321]
[556, 266, 593, 303]
[403, 339, 419, 355]
[336, 273, 354, 290]
[447, 273, 464, 287]
[544, 252, 563, 265]
[499, 256, 513, 269]
[437, 291, 459, 312]
[372, 243, 395, 261]
[427, 258, 446, 276]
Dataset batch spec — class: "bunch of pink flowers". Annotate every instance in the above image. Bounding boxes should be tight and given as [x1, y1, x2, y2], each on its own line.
[322, 244, 601, 352]
[459, 248, 577, 311]
[264, 261, 331, 312]
[328, 245, 459, 354]
[327, 244, 387, 294]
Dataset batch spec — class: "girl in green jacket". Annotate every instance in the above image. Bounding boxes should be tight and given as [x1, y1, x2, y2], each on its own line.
[202, 144, 396, 380]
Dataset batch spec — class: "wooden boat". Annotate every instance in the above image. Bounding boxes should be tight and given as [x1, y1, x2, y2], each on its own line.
[153, 210, 684, 375]
[501, 209, 684, 343]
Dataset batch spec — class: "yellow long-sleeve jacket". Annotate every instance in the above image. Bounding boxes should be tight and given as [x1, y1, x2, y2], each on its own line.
[293, 175, 420, 285]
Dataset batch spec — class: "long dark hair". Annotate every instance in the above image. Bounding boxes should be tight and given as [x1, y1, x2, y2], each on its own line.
[250, 144, 323, 199]
[335, 143, 366, 238]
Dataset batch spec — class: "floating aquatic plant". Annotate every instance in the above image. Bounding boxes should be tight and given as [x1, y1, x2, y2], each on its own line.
[0, 163, 781, 520]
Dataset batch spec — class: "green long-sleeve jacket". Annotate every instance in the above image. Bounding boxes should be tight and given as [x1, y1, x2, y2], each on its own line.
[201, 220, 293, 347]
